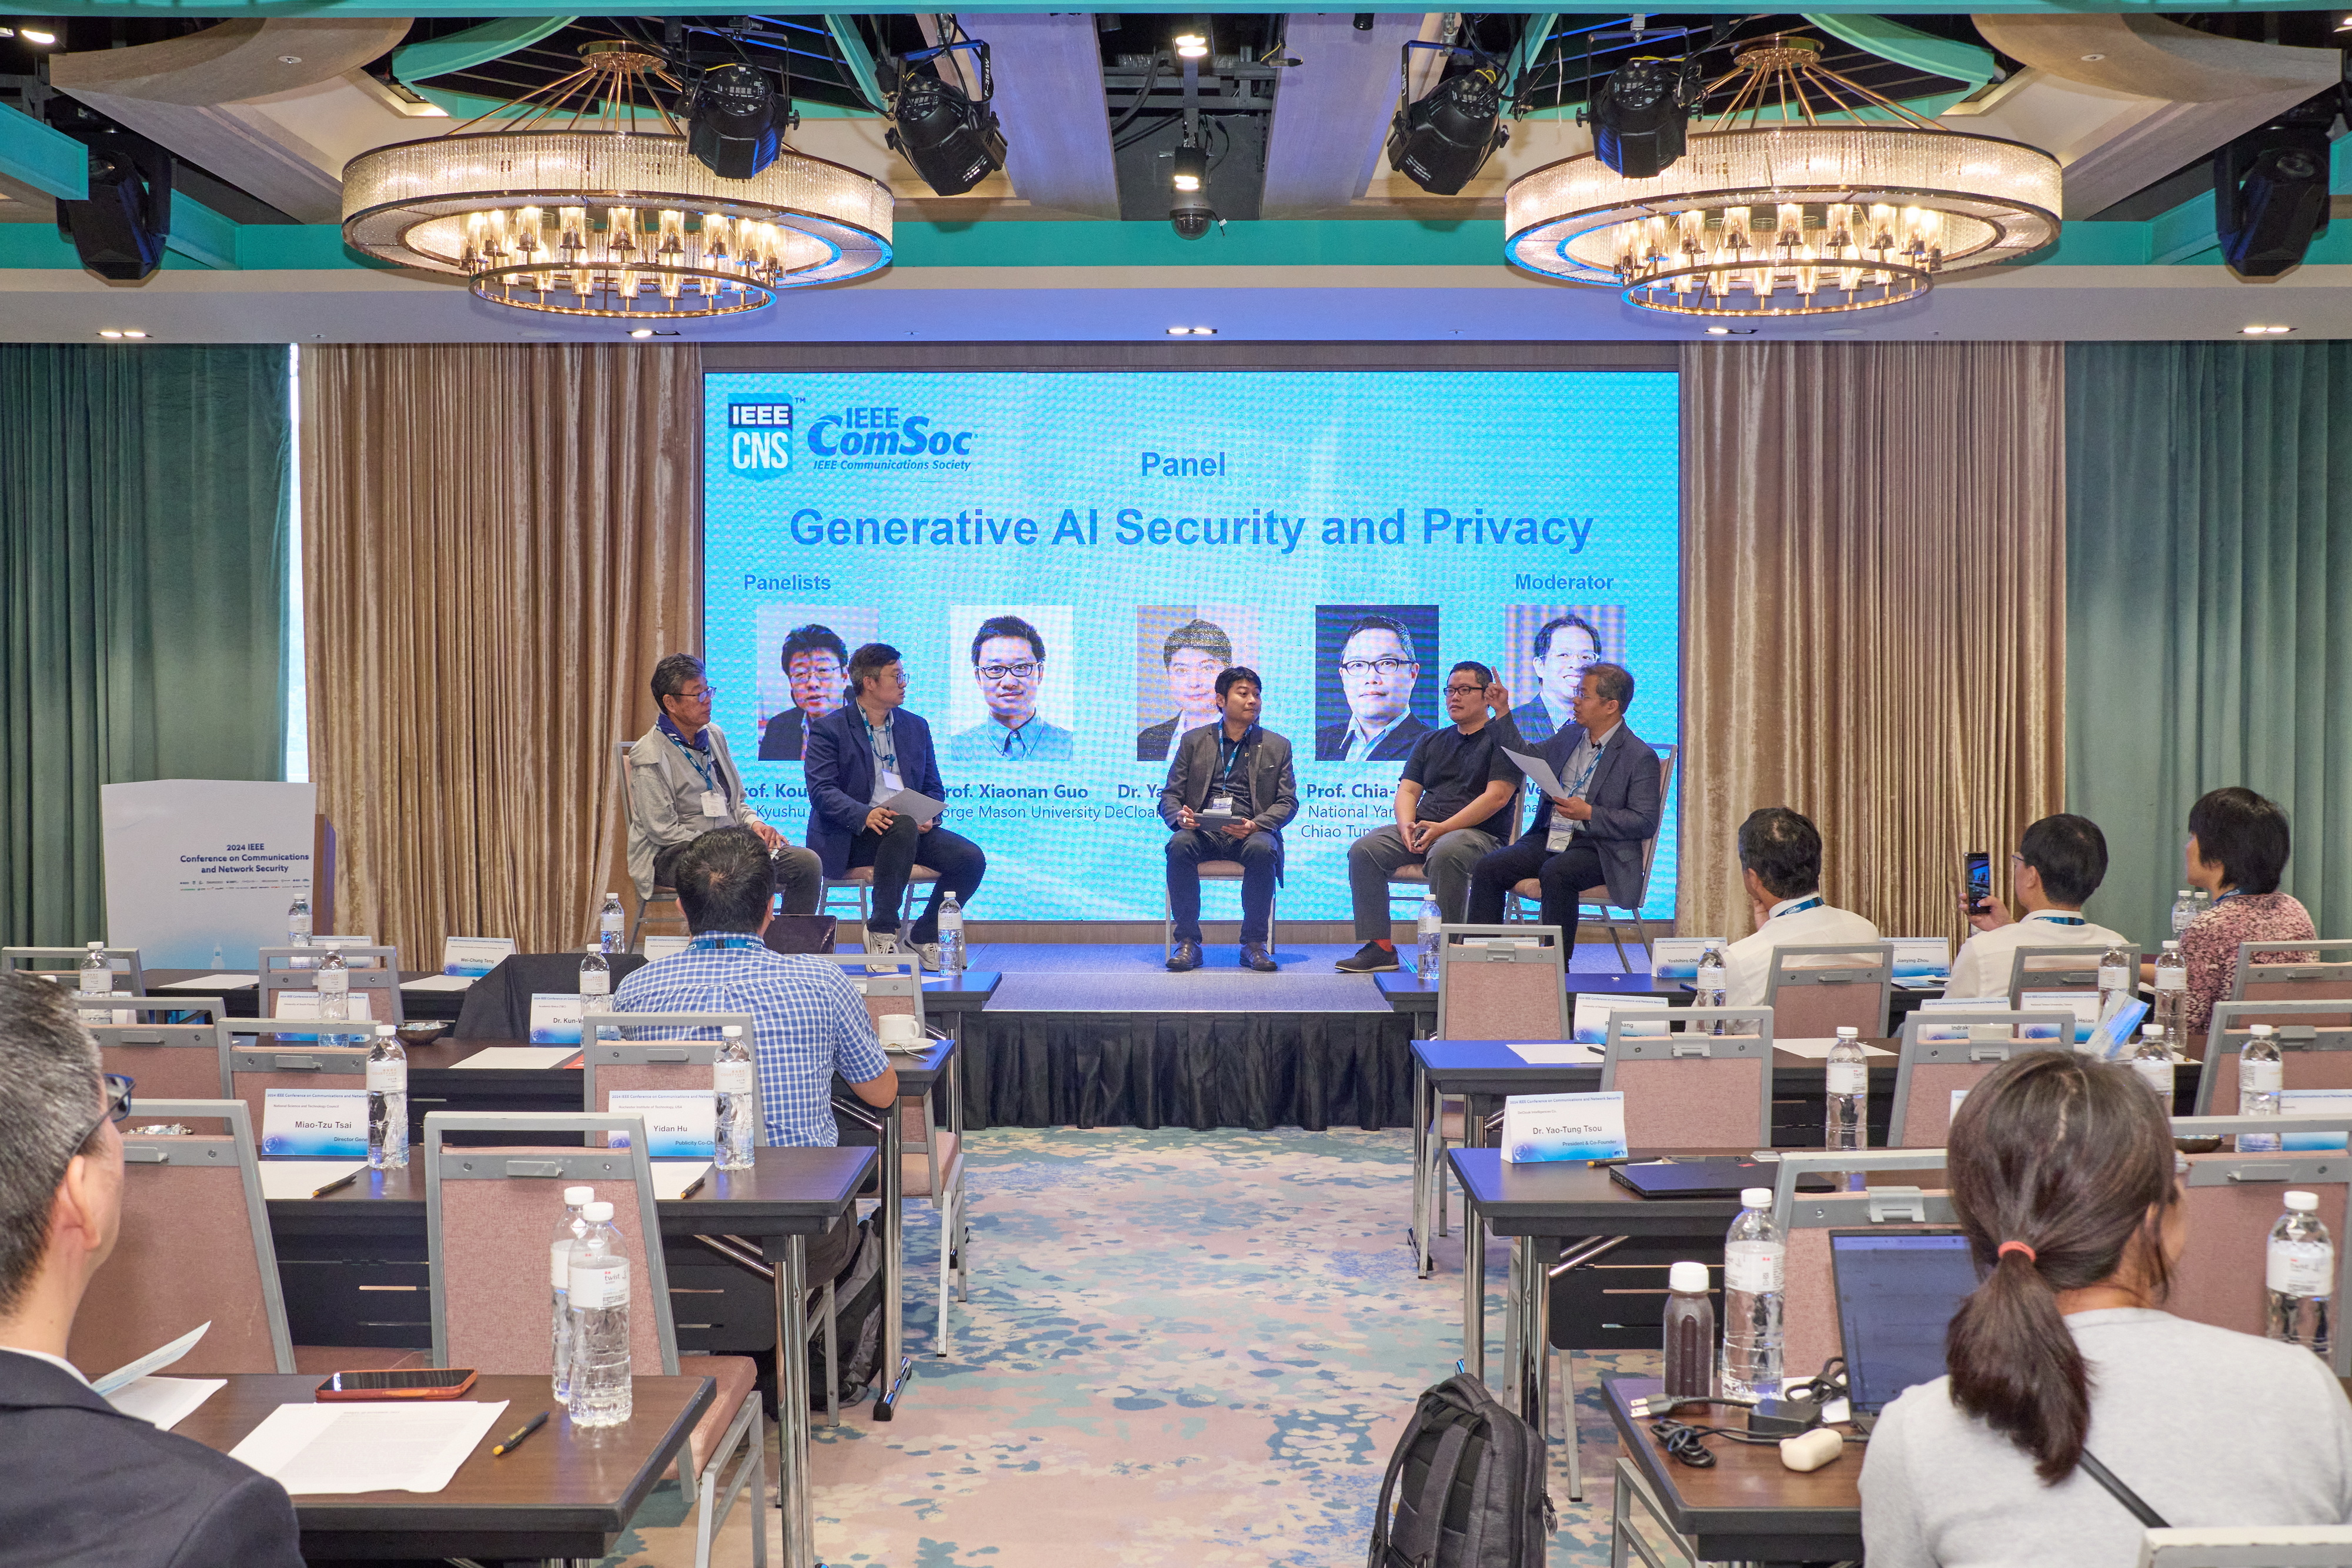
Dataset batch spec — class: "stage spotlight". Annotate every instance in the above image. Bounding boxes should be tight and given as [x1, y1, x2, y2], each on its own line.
[1585, 55, 1701, 179]
[20, 26, 56, 45]
[1169, 136, 1214, 238]
[1386, 51, 1509, 195]
[1172, 25, 1210, 59]
[881, 39, 1006, 197]
[687, 62, 790, 180]
[2217, 113, 2333, 280]
[54, 133, 173, 283]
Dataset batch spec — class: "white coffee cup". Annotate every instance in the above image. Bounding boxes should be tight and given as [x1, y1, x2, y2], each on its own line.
[876, 1014, 924, 1047]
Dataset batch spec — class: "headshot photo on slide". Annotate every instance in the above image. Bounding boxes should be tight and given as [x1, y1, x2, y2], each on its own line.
[1314, 604, 1438, 762]
[1504, 605, 1626, 745]
[946, 605, 1077, 764]
[754, 606, 878, 761]
[1134, 606, 1259, 762]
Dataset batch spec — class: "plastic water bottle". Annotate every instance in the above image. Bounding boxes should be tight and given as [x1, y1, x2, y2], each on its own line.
[1720, 1188, 1785, 1402]
[565, 1201, 632, 1426]
[2240, 1023, 2284, 1152]
[1661, 1260, 1716, 1410]
[2096, 942, 2133, 1024]
[2153, 941, 2189, 1045]
[599, 892, 625, 955]
[316, 947, 351, 1042]
[366, 1024, 407, 1169]
[2171, 889, 2200, 937]
[550, 1185, 594, 1403]
[1825, 1027, 1867, 1153]
[579, 948, 610, 1042]
[2268, 1190, 2335, 1358]
[77, 942, 112, 1026]
[938, 892, 966, 977]
[288, 894, 312, 947]
[1416, 895, 1442, 981]
[714, 1025, 756, 1171]
[2193, 888, 2214, 919]
[2132, 1025, 2176, 1105]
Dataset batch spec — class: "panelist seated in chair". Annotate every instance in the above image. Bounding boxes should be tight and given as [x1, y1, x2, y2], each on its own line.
[1337, 663, 1526, 974]
[1160, 667, 1297, 975]
[1721, 805, 1880, 1008]
[1465, 661, 1662, 944]
[0, 974, 304, 1567]
[627, 651, 822, 914]
[803, 643, 988, 971]
[1859, 1051, 2352, 1567]
[1947, 813, 2128, 1001]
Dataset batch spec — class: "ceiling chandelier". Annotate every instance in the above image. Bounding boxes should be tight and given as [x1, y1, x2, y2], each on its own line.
[340, 40, 891, 320]
[1505, 36, 2061, 317]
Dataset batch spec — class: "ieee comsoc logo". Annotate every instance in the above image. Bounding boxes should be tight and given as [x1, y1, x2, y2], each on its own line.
[726, 401, 792, 481]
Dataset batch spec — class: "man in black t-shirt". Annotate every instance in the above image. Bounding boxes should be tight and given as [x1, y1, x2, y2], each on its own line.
[1335, 662, 1526, 974]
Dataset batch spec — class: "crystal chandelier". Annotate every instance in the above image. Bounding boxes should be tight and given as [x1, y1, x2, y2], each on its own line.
[1505, 36, 2061, 317]
[341, 41, 891, 320]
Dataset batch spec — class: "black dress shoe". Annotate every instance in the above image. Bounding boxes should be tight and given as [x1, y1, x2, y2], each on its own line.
[1166, 941, 1204, 972]
[1334, 941, 1401, 973]
[1241, 942, 1279, 973]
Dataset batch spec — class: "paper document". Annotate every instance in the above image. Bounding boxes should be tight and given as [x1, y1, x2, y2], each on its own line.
[229, 1399, 509, 1495]
[256, 1160, 369, 1202]
[1502, 749, 1569, 801]
[1507, 1041, 1605, 1065]
[93, 1321, 211, 1395]
[1777, 1037, 1895, 1060]
[402, 975, 477, 993]
[880, 788, 946, 825]
[107, 1376, 225, 1431]
[450, 1046, 583, 1071]
[160, 973, 259, 991]
[653, 1161, 713, 1201]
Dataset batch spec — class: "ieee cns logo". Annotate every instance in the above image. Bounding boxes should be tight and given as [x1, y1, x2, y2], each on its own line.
[727, 400, 792, 481]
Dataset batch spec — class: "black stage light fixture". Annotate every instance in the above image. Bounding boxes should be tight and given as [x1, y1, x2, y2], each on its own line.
[2216, 111, 2334, 279]
[1386, 46, 1509, 195]
[52, 131, 173, 283]
[1169, 136, 1214, 237]
[1586, 55, 1700, 179]
[882, 38, 1006, 197]
[687, 62, 791, 179]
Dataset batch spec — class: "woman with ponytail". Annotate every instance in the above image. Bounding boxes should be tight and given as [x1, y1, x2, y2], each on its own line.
[1859, 1051, 2352, 1565]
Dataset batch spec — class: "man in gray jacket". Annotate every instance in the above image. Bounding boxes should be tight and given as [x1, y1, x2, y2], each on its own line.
[626, 653, 821, 912]
[1158, 667, 1297, 974]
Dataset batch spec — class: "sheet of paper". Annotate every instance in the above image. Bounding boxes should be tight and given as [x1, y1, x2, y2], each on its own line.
[107, 1376, 225, 1431]
[652, 1161, 713, 1201]
[402, 974, 477, 993]
[450, 1045, 583, 1071]
[255, 1159, 369, 1202]
[1502, 748, 1569, 801]
[92, 1320, 211, 1395]
[229, 1399, 510, 1495]
[1506, 1041, 1605, 1065]
[1776, 1037, 1895, 1059]
[880, 787, 946, 825]
[642, 935, 692, 961]
[160, 973, 259, 991]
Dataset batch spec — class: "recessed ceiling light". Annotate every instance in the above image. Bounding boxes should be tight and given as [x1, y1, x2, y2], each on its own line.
[98, 329, 122, 339]
[122, 329, 147, 339]
[1705, 326, 1731, 336]
[2079, 52, 2105, 61]
[20, 28, 56, 45]
[629, 327, 654, 339]
[1166, 326, 1192, 336]
[1173, 31, 1208, 59]
[2241, 324, 2295, 335]
[278, 54, 302, 65]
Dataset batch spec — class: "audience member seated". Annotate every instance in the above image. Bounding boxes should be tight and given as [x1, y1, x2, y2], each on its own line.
[2176, 786, 2319, 1041]
[1946, 814, 2127, 1001]
[0, 974, 304, 1567]
[613, 828, 896, 1278]
[1721, 807, 1879, 1008]
[1859, 1050, 2352, 1566]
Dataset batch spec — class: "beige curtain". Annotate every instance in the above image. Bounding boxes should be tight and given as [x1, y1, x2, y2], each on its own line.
[1679, 342, 2067, 943]
[302, 344, 700, 959]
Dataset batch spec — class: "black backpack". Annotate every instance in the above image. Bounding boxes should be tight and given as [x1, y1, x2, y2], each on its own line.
[808, 1215, 886, 1409]
[1368, 1375, 1551, 1568]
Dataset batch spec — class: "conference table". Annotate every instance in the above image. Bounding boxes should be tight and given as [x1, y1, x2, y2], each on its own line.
[177, 1372, 713, 1564]
[1378, 969, 1674, 1037]
[146, 966, 467, 1022]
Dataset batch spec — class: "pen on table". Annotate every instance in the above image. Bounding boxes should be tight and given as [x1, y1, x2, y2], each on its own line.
[1586, 1156, 1635, 1168]
[310, 1171, 362, 1198]
[493, 1411, 549, 1457]
[675, 1171, 709, 1199]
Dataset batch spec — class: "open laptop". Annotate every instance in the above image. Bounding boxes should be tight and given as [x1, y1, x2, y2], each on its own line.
[1829, 1229, 1982, 1432]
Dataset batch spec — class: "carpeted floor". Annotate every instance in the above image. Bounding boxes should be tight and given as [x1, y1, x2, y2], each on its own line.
[602, 1126, 1655, 1567]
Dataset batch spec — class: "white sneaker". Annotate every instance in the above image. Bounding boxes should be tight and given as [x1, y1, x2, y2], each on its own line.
[912, 942, 944, 972]
[864, 931, 900, 968]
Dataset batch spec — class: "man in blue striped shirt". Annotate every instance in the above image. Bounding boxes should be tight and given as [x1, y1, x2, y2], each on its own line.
[613, 827, 896, 1148]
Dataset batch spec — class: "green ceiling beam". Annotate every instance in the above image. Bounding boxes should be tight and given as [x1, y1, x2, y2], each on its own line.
[1800, 14, 1997, 88]
[823, 16, 886, 114]
[0, 101, 89, 200]
[163, 195, 238, 268]
[392, 15, 575, 83]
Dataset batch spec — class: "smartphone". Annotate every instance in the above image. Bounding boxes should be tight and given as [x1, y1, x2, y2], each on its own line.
[317, 1367, 478, 1401]
[1963, 850, 1992, 916]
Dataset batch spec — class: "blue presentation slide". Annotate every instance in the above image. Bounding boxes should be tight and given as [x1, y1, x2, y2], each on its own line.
[702, 369, 1682, 924]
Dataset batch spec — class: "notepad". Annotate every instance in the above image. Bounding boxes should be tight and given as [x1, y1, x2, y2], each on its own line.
[653, 1161, 713, 1201]
[402, 975, 477, 993]
[256, 1160, 369, 1202]
[1507, 1041, 1605, 1065]
[229, 1400, 510, 1495]
[160, 973, 259, 991]
[1777, 1037, 1895, 1060]
[107, 1376, 225, 1432]
[449, 1046, 583, 1071]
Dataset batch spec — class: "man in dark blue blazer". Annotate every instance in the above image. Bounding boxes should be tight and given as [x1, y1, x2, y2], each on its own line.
[802, 642, 987, 968]
[0, 975, 303, 1568]
[1468, 661, 1663, 941]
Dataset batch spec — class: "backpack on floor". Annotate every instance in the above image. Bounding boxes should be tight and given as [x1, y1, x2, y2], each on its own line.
[809, 1214, 886, 1409]
[1367, 1375, 1551, 1568]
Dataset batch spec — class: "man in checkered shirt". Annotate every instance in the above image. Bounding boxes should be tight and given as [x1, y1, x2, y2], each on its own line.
[614, 827, 897, 1150]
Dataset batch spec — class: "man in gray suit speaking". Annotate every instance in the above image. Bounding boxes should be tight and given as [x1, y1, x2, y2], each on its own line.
[1158, 667, 1298, 974]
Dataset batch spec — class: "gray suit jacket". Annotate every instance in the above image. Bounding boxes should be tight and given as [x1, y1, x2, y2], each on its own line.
[1157, 723, 1299, 881]
[1525, 721, 1664, 911]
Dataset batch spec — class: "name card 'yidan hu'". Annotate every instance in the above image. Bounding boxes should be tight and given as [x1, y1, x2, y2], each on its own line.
[1500, 1091, 1628, 1165]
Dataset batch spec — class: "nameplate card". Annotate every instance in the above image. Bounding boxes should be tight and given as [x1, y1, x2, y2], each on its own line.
[2085, 997, 2151, 1060]
[2019, 990, 2102, 1044]
[1887, 938, 1952, 984]
[606, 1091, 717, 1159]
[1649, 938, 1723, 984]
[273, 990, 376, 1022]
[1913, 995, 2066, 1045]
[261, 1088, 368, 1158]
[529, 994, 585, 1045]
[642, 935, 692, 962]
[1500, 1091, 1627, 1164]
[441, 937, 515, 978]
[279, 938, 380, 971]
[1951, 1087, 1971, 1120]
[2281, 1089, 2352, 1151]
[1572, 995, 1672, 1045]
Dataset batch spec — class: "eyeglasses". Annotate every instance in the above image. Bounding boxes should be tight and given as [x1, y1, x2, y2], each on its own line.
[679, 685, 719, 703]
[977, 662, 1040, 683]
[1444, 683, 1488, 697]
[66, 1073, 134, 1156]
[1340, 658, 1415, 678]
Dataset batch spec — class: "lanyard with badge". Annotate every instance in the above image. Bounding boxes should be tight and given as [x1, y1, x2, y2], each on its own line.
[1209, 727, 1251, 819]
[669, 727, 729, 823]
[1545, 743, 1606, 852]
[868, 714, 904, 795]
[1773, 896, 1825, 919]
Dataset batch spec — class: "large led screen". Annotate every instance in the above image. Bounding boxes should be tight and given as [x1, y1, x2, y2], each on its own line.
[703, 370, 1681, 924]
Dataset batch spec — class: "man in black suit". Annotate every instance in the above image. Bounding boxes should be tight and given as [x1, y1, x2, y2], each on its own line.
[1468, 661, 1663, 941]
[1315, 613, 1434, 761]
[1159, 667, 1298, 973]
[0, 974, 303, 1567]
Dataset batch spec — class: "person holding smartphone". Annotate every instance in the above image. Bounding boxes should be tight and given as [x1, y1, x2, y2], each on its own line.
[1947, 815, 2130, 1001]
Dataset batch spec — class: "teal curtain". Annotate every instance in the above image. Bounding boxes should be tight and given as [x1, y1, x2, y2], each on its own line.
[0, 344, 290, 948]
[2066, 342, 2352, 946]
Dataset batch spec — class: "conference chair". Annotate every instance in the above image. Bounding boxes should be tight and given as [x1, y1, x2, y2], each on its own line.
[1763, 942, 1895, 1040]
[1886, 1008, 2076, 1148]
[95, 1006, 233, 1105]
[1600, 1006, 1776, 1147]
[1417, 926, 1573, 1242]
[229, 1041, 370, 1144]
[2165, 1112, 2352, 1377]
[1159, 861, 1279, 961]
[2139, 1526, 2352, 1567]
[1504, 745, 1679, 973]
[2192, 999, 2352, 1115]
[2231, 939, 2352, 1022]
[67, 1098, 296, 1378]
[423, 1112, 767, 1568]
[1767, 1149, 1954, 1388]
[1, 944, 146, 995]
[577, 1009, 760, 1144]
[2004, 944, 2138, 1009]
[612, 740, 690, 950]
[258, 942, 405, 1026]
[823, 865, 941, 945]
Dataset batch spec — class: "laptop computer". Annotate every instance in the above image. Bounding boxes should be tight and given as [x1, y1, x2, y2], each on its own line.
[1828, 1229, 1981, 1431]
[1608, 1158, 1778, 1199]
